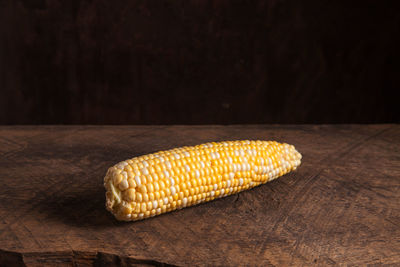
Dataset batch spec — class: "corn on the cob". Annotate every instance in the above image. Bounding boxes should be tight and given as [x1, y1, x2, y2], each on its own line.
[104, 140, 301, 221]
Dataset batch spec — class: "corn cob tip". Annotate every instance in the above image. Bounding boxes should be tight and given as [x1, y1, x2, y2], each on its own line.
[104, 140, 302, 221]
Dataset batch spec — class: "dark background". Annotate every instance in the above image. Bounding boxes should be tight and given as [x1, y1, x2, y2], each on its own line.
[0, 0, 399, 124]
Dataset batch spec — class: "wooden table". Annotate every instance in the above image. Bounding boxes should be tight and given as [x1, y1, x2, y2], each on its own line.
[0, 125, 399, 266]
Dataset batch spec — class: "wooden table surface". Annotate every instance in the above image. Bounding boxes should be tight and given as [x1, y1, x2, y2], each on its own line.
[0, 125, 399, 266]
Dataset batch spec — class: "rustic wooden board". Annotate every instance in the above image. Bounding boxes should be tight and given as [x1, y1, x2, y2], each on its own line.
[0, 125, 399, 266]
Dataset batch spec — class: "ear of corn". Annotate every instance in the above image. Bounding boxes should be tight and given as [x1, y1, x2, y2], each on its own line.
[104, 140, 301, 221]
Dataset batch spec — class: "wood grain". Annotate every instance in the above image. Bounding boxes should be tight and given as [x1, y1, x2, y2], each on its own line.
[0, 125, 399, 266]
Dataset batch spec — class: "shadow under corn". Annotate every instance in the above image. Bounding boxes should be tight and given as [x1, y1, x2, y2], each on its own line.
[36, 180, 126, 229]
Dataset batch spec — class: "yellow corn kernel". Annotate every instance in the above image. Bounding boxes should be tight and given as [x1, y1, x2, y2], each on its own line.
[138, 184, 147, 194]
[135, 192, 142, 202]
[123, 188, 136, 202]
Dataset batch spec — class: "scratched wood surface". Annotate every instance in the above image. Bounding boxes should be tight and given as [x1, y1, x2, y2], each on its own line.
[0, 125, 399, 266]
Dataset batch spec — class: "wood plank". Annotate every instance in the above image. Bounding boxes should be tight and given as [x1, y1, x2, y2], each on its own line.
[0, 125, 399, 266]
